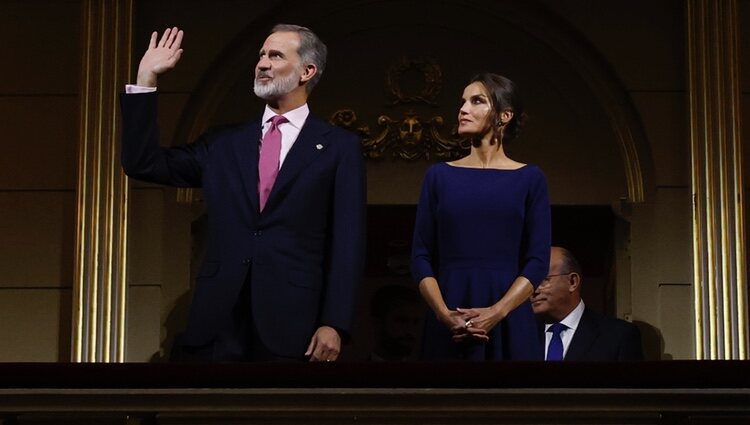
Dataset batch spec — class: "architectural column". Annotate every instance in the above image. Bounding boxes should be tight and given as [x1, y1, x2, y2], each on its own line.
[686, 0, 747, 359]
[73, 0, 133, 362]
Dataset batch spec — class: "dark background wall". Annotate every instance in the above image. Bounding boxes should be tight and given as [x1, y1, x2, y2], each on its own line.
[0, 0, 747, 361]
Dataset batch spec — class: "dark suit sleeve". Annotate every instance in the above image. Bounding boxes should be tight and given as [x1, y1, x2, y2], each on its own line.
[319, 132, 367, 339]
[566, 308, 645, 362]
[120, 92, 207, 187]
[618, 322, 645, 361]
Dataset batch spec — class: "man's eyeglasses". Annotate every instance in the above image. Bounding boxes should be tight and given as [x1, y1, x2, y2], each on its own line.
[543, 272, 573, 282]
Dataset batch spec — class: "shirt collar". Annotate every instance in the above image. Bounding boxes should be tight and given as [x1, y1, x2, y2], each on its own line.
[561, 300, 585, 331]
[262, 103, 309, 130]
[545, 300, 585, 332]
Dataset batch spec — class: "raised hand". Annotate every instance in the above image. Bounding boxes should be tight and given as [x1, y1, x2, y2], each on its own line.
[136, 27, 184, 87]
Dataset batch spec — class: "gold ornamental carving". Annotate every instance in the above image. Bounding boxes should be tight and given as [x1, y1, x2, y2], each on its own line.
[330, 57, 468, 161]
[330, 109, 469, 161]
[386, 56, 442, 105]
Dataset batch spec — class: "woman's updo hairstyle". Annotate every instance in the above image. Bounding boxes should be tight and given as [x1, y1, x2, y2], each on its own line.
[469, 72, 526, 145]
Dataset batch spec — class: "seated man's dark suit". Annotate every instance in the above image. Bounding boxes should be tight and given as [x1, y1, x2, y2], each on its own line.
[562, 308, 644, 361]
[120, 92, 366, 359]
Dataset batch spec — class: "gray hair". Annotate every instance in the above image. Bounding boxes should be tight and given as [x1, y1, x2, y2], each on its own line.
[271, 24, 327, 92]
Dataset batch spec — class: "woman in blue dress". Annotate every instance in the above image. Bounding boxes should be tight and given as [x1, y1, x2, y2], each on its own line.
[411, 73, 550, 360]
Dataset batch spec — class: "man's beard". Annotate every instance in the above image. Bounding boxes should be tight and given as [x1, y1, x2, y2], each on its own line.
[253, 69, 300, 100]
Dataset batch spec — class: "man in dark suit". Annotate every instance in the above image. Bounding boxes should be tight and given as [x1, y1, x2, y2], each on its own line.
[120, 24, 366, 362]
[530, 246, 643, 361]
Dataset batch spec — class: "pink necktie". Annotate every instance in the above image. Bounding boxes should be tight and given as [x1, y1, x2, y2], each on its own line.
[258, 115, 287, 211]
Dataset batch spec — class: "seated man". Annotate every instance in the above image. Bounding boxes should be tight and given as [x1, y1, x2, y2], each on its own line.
[531, 246, 644, 361]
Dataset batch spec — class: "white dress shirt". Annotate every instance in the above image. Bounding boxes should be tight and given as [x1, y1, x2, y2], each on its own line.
[260, 104, 309, 167]
[124, 84, 310, 168]
[544, 300, 585, 360]
[125, 84, 156, 94]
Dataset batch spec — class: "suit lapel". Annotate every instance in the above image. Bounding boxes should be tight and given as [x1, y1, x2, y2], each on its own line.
[537, 321, 547, 360]
[233, 121, 262, 213]
[263, 117, 330, 211]
[565, 308, 599, 361]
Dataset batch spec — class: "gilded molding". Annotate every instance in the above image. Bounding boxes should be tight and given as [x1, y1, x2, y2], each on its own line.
[73, 0, 133, 362]
[686, 0, 747, 359]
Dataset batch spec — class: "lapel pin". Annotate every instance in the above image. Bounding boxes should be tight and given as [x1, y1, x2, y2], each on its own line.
[316, 144, 324, 150]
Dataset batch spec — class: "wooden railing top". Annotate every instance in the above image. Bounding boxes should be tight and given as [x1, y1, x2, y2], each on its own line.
[0, 361, 748, 389]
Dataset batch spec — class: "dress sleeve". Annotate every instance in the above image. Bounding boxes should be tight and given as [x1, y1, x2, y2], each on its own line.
[519, 167, 551, 287]
[411, 166, 439, 283]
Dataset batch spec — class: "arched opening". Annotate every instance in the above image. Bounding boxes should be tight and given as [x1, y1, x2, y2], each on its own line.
[163, 0, 655, 360]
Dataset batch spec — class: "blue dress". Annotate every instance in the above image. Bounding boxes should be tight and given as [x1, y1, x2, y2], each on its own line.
[411, 162, 551, 360]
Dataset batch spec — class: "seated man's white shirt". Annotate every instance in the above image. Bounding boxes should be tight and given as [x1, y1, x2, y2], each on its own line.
[544, 300, 585, 360]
